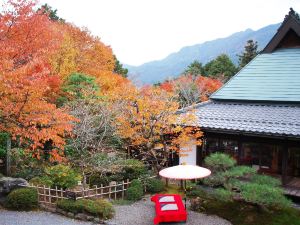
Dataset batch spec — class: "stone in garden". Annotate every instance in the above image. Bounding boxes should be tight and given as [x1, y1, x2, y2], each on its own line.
[75, 213, 87, 220]
[93, 217, 100, 223]
[86, 215, 94, 221]
[67, 212, 74, 218]
[0, 177, 28, 194]
[56, 208, 65, 215]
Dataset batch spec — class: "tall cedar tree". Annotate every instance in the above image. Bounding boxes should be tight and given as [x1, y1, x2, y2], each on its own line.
[184, 60, 205, 77]
[238, 40, 258, 69]
[113, 55, 128, 78]
[204, 54, 237, 79]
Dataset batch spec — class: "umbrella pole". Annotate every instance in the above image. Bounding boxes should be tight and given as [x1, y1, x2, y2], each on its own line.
[184, 180, 187, 209]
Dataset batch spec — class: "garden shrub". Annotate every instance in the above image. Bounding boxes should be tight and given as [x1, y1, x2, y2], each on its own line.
[251, 174, 281, 187]
[203, 172, 226, 187]
[121, 159, 147, 180]
[145, 178, 165, 193]
[29, 176, 53, 187]
[57, 198, 114, 219]
[89, 175, 110, 186]
[6, 188, 38, 210]
[240, 182, 291, 209]
[93, 199, 114, 219]
[127, 179, 143, 201]
[130, 179, 143, 187]
[187, 188, 207, 198]
[44, 164, 82, 189]
[10, 148, 44, 180]
[57, 199, 83, 214]
[223, 166, 256, 178]
[214, 188, 234, 202]
[204, 153, 236, 172]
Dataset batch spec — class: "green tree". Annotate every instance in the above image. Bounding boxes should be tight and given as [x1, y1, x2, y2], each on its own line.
[184, 60, 205, 76]
[62, 73, 99, 100]
[113, 55, 128, 78]
[238, 39, 258, 69]
[38, 4, 65, 22]
[204, 54, 237, 79]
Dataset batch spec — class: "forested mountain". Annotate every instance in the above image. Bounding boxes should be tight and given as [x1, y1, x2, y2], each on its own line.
[126, 23, 280, 84]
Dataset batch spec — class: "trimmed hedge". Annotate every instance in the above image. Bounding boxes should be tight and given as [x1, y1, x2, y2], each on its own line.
[145, 178, 165, 193]
[57, 198, 114, 219]
[126, 179, 143, 201]
[6, 188, 38, 210]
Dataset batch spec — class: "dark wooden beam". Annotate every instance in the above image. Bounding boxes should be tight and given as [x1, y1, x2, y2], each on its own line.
[281, 141, 289, 185]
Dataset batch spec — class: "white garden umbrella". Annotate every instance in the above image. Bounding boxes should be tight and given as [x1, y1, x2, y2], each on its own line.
[159, 165, 211, 208]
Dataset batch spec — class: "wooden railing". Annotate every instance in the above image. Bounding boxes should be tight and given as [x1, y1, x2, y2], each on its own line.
[23, 179, 131, 205]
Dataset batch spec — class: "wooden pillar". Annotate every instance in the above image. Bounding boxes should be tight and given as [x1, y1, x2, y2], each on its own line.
[281, 141, 288, 185]
[217, 137, 221, 152]
[237, 136, 242, 165]
[6, 135, 11, 177]
[196, 145, 202, 166]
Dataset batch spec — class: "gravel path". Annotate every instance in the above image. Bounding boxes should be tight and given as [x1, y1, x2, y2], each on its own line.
[0, 210, 93, 225]
[106, 197, 232, 225]
[0, 197, 231, 225]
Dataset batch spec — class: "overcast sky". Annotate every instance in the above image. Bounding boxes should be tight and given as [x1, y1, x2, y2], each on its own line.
[38, 0, 300, 66]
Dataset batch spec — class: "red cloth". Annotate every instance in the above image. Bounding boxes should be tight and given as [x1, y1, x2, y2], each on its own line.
[151, 194, 187, 224]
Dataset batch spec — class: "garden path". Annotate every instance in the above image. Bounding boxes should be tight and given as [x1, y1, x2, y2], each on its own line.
[0, 197, 232, 225]
[0, 210, 93, 225]
[106, 197, 232, 225]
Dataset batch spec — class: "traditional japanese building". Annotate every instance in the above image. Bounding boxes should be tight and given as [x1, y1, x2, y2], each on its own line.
[179, 9, 300, 194]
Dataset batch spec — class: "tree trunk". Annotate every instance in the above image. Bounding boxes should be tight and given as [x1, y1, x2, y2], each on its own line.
[6, 135, 11, 176]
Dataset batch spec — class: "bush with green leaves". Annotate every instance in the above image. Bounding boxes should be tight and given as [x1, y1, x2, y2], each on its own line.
[145, 178, 165, 193]
[89, 175, 110, 186]
[200, 152, 290, 209]
[250, 174, 281, 187]
[126, 179, 143, 201]
[6, 188, 38, 210]
[57, 198, 114, 219]
[44, 164, 81, 189]
[204, 153, 236, 172]
[120, 159, 147, 180]
[214, 188, 234, 202]
[29, 176, 54, 187]
[203, 172, 226, 187]
[240, 182, 291, 209]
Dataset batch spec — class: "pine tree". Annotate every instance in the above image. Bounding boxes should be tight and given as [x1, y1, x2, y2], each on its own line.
[238, 40, 258, 69]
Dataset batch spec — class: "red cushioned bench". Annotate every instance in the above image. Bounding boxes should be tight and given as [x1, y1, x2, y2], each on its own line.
[151, 194, 187, 224]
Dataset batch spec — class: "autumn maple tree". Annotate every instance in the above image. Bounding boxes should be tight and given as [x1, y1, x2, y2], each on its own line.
[0, 0, 76, 162]
[160, 74, 222, 107]
[114, 86, 202, 171]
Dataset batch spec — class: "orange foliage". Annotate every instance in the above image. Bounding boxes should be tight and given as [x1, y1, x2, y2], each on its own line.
[160, 75, 222, 104]
[114, 85, 202, 169]
[0, 0, 77, 160]
[51, 23, 115, 79]
[0, 0, 62, 72]
[0, 61, 76, 157]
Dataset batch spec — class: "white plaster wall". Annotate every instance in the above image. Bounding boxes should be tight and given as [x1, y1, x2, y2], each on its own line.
[179, 141, 197, 165]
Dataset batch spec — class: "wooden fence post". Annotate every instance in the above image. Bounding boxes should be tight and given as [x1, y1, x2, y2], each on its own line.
[122, 181, 125, 199]
[55, 186, 58, 201]
[109, 185, 111, 200]
[43, 185, 46, 203]
[48, 186, 51, 204]
[114, 184, 117, 200]
[100, 184, 103, 198]
[60, 188, 63, 200]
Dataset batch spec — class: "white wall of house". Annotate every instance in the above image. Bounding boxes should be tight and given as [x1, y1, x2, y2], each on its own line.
[179, 140, 197, 165]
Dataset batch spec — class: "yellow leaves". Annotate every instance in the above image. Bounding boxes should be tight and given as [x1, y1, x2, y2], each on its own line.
[50, 33, 78, 79]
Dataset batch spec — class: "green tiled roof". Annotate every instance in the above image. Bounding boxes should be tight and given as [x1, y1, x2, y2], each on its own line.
[211, 48, 300, 102]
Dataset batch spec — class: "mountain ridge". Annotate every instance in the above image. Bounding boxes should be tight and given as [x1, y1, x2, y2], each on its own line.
[125, 23, 280, 84]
